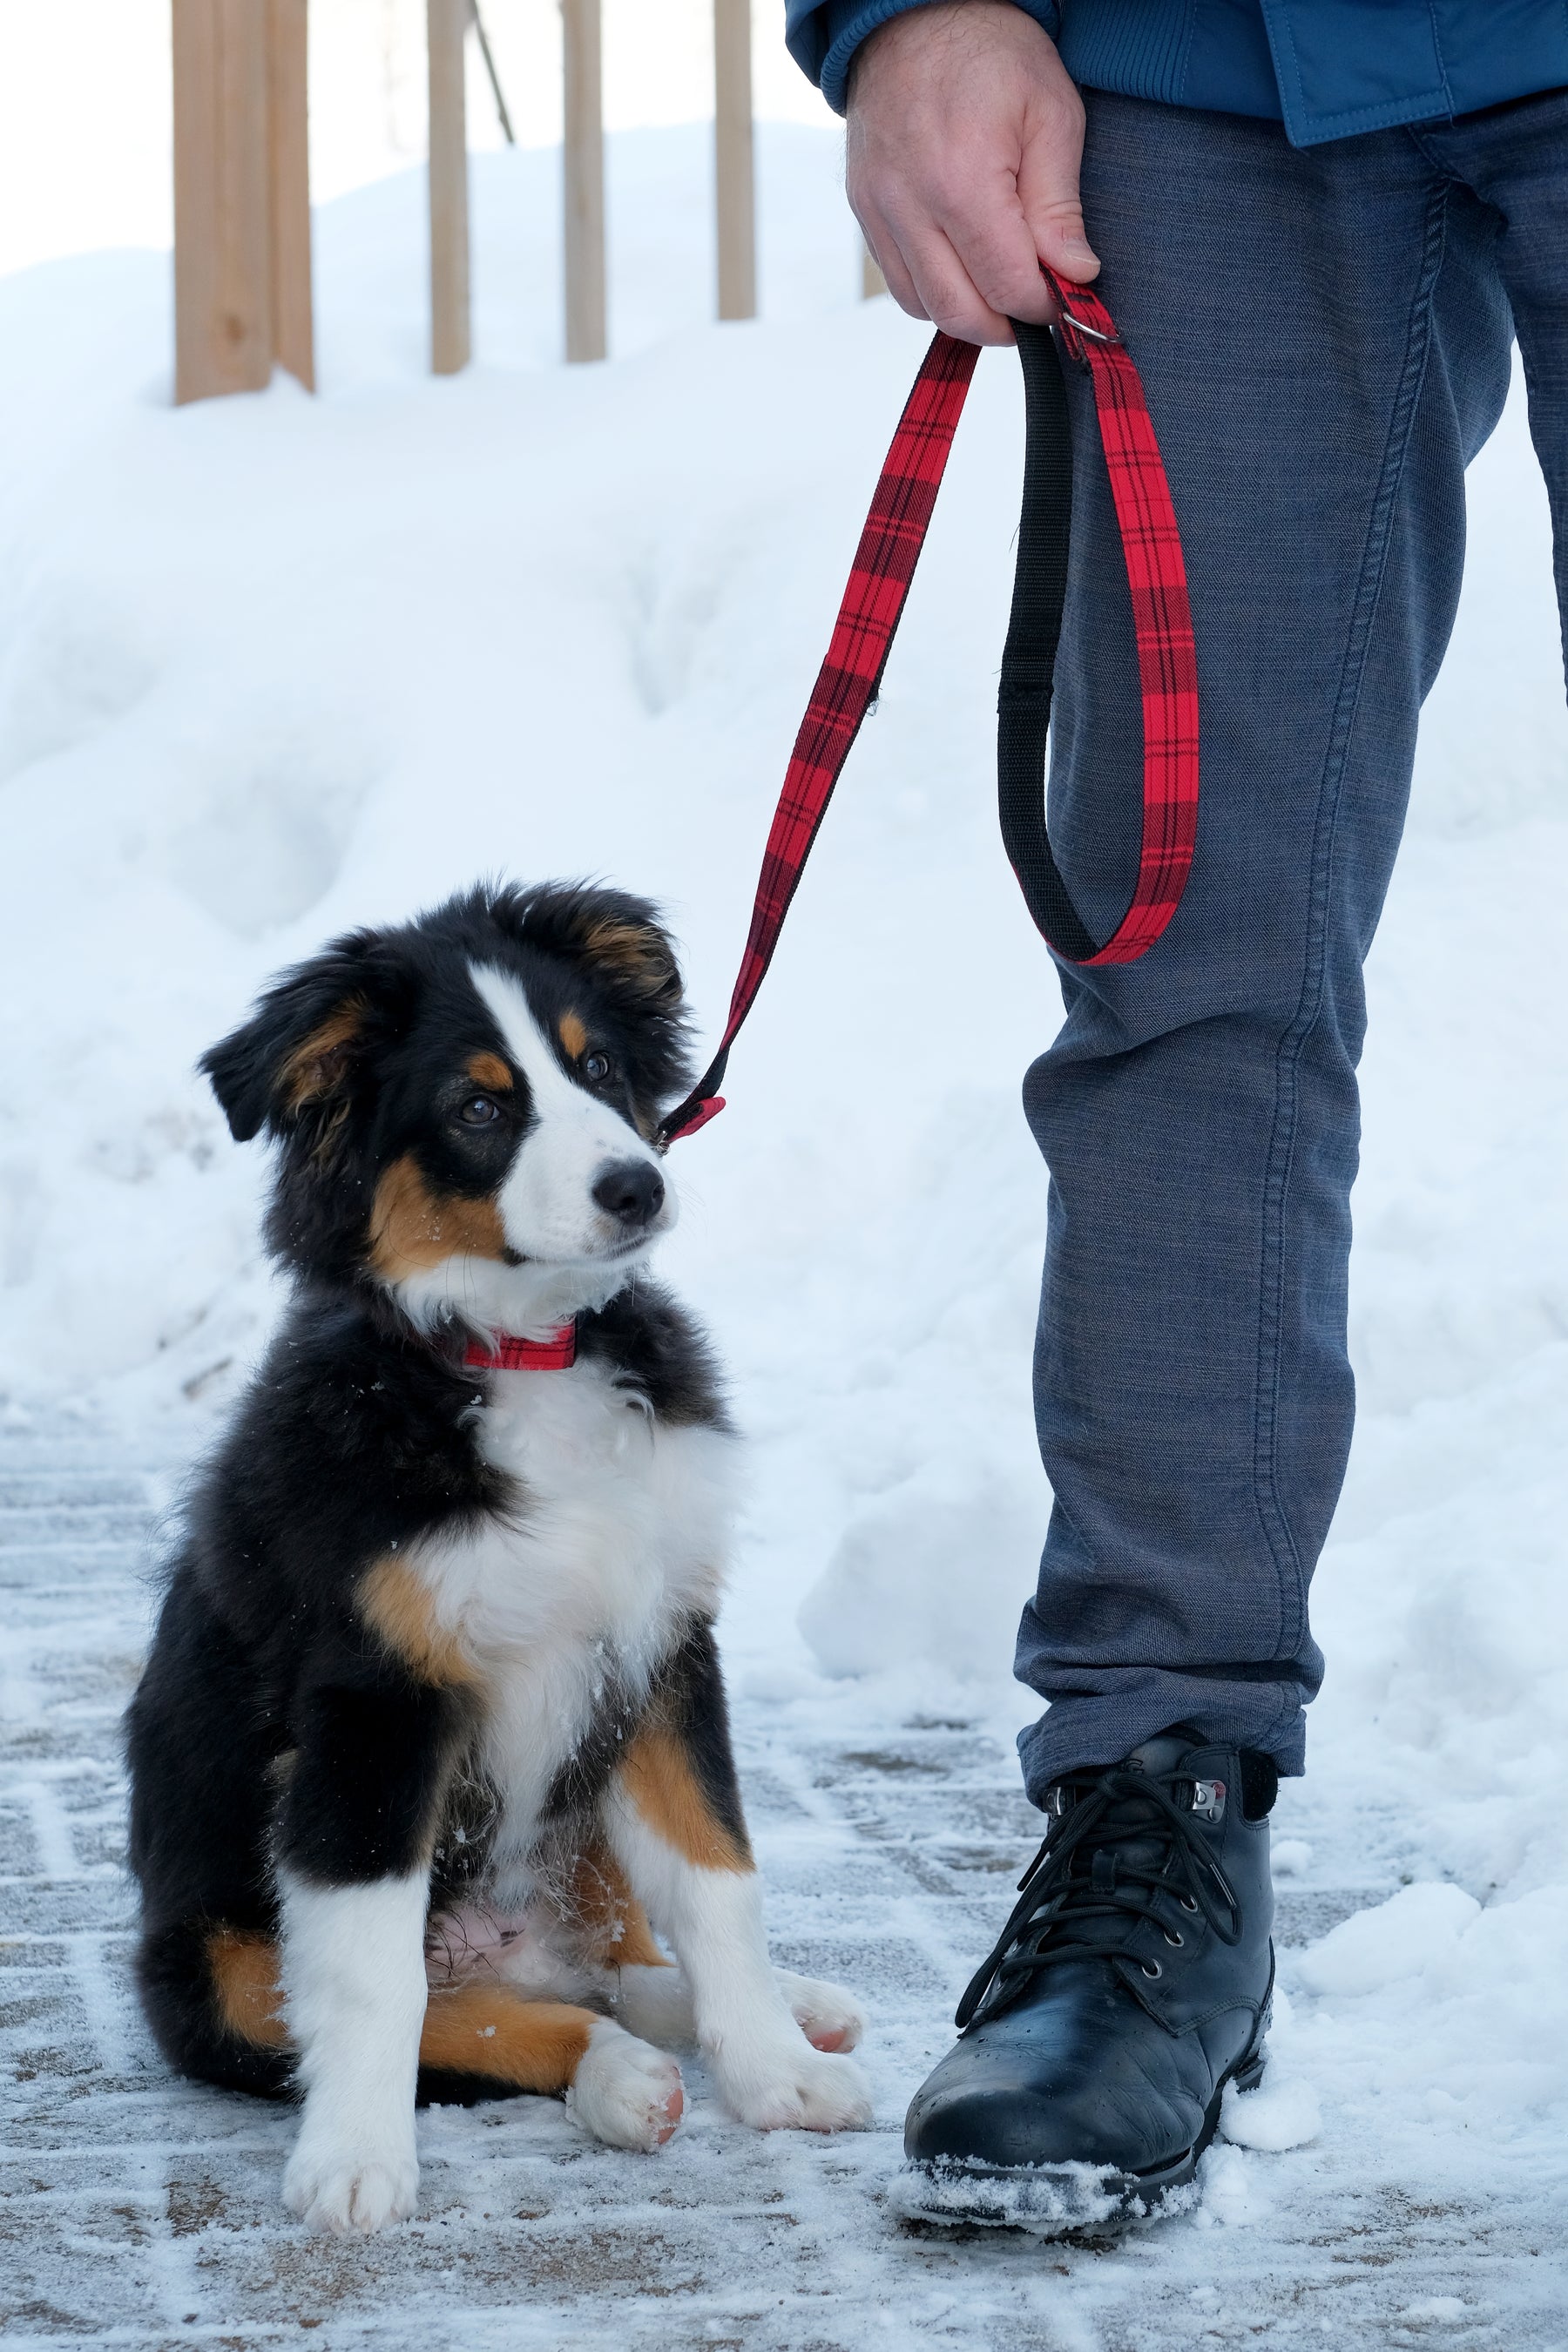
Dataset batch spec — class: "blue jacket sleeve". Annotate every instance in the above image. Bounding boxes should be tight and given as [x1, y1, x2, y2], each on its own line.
[786, 0, 1064, 115]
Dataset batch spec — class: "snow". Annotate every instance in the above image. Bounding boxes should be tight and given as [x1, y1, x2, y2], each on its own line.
[1217, 2067, 1321, 2156]
[1293, 1883, 1482, 1999]
[3, 107, 1567, 2346]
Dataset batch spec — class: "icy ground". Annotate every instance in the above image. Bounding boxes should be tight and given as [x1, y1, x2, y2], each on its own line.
[2, 122, 1566, 2347]
[5, 1425, 1564, 2349]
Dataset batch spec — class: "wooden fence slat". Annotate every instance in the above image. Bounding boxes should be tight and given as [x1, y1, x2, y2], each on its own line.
[172, 0, 273, 404]
[563, 0, 605, 362]
[428, 0, 471, 375]
[714, 0, 755, 321]
[267, 0, 314, 390]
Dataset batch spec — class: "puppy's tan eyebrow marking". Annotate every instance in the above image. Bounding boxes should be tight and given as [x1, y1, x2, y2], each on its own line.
[558, 1010, 588, 1060]
[465, 1051, 513, 1092]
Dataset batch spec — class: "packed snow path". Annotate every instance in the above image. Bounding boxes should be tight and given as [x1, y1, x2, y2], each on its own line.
[3, 1428, 1561, 2350]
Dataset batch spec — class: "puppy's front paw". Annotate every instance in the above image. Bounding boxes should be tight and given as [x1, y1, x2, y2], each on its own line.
[714, 2037, 872, 2133]
[776, 1970, 867, 2054]
[566, 2019, 685, 2153]
[283, 2134, 419, 2234]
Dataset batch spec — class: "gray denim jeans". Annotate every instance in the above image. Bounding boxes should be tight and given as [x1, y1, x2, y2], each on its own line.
[1017, 86, 1568, 1794]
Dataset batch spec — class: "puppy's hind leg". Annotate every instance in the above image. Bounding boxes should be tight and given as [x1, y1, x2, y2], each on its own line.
[418, 1986, 684, 2152]
[774, 1971, 867, 2056]
[612, 1963, 864, 2057]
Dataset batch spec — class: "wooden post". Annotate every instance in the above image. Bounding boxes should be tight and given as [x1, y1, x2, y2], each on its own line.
[713, 0, 755, 321]
[172, 0, 274, 403]
[563, 0, 605, 362]
[428, 0, 471, 374]
[267, 0, 314, 389]
[862, 246, 887, 301]
[172, 0, 315, 405]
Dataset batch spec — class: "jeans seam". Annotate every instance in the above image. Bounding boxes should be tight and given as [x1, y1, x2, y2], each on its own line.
[1404, 123, 1449, 173]
[1249, 178, 1451, 1679]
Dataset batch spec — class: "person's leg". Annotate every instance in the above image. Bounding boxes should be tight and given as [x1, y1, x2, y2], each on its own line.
[1418, 91, 1568, 668]
[903, 96, 1525, 2222]
[1014, 96, 1515, 1796]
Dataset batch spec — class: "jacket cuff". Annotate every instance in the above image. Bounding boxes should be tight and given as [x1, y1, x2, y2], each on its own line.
[790, 0, 1064, 118]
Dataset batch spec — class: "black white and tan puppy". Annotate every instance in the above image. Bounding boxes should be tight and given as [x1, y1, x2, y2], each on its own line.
[126, 882, 869, 2234]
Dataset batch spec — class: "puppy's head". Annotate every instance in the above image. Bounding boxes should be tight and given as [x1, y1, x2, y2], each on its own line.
[201, 882, 692, 1330]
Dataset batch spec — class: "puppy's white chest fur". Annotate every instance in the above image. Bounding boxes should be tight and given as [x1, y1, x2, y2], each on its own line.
[417, 1356, 739, 1886]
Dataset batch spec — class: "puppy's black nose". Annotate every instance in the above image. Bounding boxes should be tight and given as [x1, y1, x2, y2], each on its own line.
[592, 1159, 666, 1228]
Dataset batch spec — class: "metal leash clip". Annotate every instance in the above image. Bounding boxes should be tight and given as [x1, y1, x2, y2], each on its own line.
[1051, 297, 1124, 366]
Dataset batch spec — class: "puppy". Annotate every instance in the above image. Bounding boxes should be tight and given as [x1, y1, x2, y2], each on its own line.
[126, 881, 869, 2234]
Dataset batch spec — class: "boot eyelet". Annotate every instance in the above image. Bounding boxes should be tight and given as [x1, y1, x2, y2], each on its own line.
[1140, 1959, 1163, 1980]
[1179, 1895, 1200, 1914]
[1164, 1929, 1184, 1948]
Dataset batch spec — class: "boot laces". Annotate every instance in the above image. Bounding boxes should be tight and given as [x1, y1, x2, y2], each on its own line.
[955, 1761, 1242, 2031]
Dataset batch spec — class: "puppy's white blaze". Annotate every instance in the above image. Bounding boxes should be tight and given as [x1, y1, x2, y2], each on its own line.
[279, 1867, 429, 2232]
[604, 1800, 873, 2133]
[470, 963, 675, 1267]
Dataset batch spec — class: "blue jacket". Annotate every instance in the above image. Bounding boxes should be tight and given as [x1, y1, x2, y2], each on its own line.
[787, 0, 1568, 147]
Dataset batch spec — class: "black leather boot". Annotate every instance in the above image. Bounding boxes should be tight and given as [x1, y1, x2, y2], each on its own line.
[901, 1733, 1275, 2231]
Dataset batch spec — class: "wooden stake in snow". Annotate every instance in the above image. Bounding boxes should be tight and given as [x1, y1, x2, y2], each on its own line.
[267, 0, 314, 391]
[428, 0, 471, 375]
[714, 0, 755, 322]
[563, 0, 606, 362]
[174, 0, 314, 404]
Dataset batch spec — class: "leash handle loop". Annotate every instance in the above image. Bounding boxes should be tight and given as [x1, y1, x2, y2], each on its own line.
[1002, 274, 1199, 966]
[659, 274, 1198, 1146]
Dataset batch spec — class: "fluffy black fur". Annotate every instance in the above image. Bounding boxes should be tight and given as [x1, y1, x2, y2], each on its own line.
[125, 881, 739, 2107]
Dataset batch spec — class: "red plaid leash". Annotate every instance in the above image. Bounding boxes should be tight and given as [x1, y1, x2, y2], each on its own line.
[658, 271, 1198, 1148]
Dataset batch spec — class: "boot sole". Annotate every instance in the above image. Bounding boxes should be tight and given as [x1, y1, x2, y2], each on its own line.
[892, 2035, 1269, 2237]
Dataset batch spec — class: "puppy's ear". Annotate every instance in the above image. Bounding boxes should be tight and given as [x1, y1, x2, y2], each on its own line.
[200, 936, 388, 1144]
[558, 889, 684, 1010]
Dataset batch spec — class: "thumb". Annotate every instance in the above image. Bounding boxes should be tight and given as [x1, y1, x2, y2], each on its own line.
[1017, 121, 1098, 284]
[1033, 197, 1099, 283]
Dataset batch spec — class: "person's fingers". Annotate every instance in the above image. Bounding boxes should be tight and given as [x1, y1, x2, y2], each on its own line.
[852, 163, 1016, 340]
[930, 172, 1061, 326]
[878, 210, 1018, 344]
[855, 206, 932, 322]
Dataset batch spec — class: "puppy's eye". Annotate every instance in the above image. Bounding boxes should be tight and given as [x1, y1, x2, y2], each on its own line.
[458, 1095, 501, 1126]
[583, 1051, 613, 1083]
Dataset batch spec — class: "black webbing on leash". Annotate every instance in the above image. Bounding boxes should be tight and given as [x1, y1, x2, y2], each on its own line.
[997, 321, 1096, 963]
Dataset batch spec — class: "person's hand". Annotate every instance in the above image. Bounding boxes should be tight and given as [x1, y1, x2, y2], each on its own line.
[846, 1, 1098, 346]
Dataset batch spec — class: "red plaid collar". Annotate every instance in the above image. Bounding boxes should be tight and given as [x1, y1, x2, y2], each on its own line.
[463, 1322, 578, 1371]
